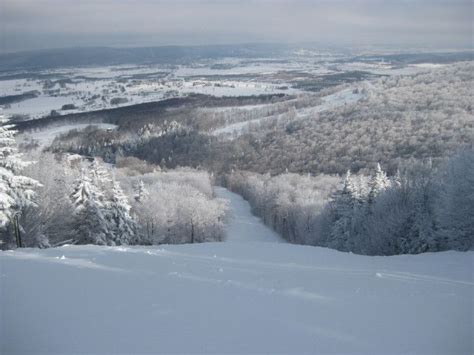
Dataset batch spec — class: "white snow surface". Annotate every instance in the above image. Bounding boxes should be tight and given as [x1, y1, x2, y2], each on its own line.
[1, 188, 473, 354]
[215, 186, 285, 243]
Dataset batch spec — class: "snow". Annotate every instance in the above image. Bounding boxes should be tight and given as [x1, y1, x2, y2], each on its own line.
[0, 60, 303, 120]
[3, 95, 73, 118]
[411, 63, 446, 69]
[212, 118, 266, 136]
[337, 61, 447, 76]
[20, 123, 118, 147]
[173, 58, 332, 77]
[1, 187, 472, 354]
[215, 186, 284, 243]
[1, 245, 472, 354]
[0, 79, 43, 96]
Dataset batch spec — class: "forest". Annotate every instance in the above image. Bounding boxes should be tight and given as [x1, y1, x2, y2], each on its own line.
[42, 62, 473, 177]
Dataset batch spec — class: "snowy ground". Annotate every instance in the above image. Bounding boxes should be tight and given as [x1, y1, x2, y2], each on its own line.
[0, 60, 299, 120]
[1, 188, 472, 354]
[20, 123, 118, 148]
[215, 187, 284, 243]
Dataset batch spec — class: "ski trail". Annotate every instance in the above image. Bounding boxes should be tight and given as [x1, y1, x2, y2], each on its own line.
[214, 186, 285, 243]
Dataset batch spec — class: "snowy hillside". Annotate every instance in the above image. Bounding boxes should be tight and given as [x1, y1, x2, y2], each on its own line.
[1, 189, 472, 354]
[2, 245, 472, 354]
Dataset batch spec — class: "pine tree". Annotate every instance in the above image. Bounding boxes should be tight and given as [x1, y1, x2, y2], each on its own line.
[0, 114, 41, 246]
[368, 163, 390, 203]
[328, 171, 357, 251]
[109, 179, 137, 245]
[70, 171, 109, 245]
[90, 159, 112, 199]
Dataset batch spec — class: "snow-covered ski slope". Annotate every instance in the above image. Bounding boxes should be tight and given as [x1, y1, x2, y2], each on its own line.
[215, 187, 285, 243]
[211, 87, 365, 137]
[1, 188, 473, 354]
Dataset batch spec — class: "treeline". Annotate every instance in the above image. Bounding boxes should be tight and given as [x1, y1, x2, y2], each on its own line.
[224, 150, 474, 255]
[223, 172, 339, 245]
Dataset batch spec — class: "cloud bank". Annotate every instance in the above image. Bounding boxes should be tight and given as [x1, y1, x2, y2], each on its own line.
[1, 0, 472, 52]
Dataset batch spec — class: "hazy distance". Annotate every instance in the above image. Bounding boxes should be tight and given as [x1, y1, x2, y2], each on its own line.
[1, 0, 472, 53]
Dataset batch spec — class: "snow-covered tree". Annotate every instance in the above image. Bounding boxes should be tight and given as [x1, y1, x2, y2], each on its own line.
[368, 163, 391, 203]
[328, 171, 358, 251]
[90, 158, 111, 183]
[108, 179, 137, 245]
[20, 152, 75, 248]
[435, 150, 474, 251]
[70, 171, 109, 245]
[398, 162, 437, 254]
[0, 114, 41, 247]
[90, 158, 112, 199]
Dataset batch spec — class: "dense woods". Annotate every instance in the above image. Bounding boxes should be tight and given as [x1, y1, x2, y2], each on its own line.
[0, 118, 227, 249]
[229, 62, 474, 175]
[46, 63, 473, 177]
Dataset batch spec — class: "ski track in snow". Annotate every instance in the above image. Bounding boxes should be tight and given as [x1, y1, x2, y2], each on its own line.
[1, 187, 473, 354]
[214, 186, 285, 243]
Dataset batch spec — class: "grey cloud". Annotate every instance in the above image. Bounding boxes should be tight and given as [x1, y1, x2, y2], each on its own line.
[1, 0, 472, 52]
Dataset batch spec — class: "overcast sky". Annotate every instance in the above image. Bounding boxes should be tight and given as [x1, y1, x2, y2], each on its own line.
[1, 0, 472, 52]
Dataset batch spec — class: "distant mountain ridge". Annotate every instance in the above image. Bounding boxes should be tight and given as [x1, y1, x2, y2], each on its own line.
[1, 44, 472, 72]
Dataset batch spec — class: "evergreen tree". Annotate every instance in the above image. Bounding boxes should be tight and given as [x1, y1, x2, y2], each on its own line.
[368, 163, 390, 203]
[70, 171, 109, 245]
[328, 171, 357, 251]
[109, 179, 137, 245]
[90, 159, 112, 200]
[0, 114, 41, 247]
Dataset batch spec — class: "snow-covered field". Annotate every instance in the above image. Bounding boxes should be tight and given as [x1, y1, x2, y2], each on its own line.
[0, 60, 300, 120]
[1, 55, 445, 121]
[20, 123, 118, 147]
[1, 188, 472, 354]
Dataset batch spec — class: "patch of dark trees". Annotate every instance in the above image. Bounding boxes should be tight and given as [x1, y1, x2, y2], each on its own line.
[14, 93, 290, 132]
[0, 90, 39, 105]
